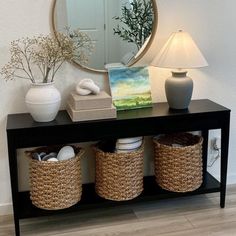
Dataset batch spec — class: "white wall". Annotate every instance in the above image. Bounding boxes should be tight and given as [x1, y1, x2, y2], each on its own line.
[0, 0, 236, 215]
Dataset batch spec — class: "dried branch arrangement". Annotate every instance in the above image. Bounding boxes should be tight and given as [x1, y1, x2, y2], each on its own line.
[1, 29, 93, 83]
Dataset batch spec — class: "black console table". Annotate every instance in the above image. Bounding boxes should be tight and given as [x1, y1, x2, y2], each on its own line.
[6, 99, 230, 236]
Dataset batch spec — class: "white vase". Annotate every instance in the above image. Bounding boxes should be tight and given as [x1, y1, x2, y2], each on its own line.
[25, 82, 61, 122]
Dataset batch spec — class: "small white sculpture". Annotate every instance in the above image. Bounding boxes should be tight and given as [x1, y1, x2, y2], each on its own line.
[76, 78, 100, 95]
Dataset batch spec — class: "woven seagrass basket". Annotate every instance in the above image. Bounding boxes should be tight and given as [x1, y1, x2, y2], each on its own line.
[26, 146, 84, 210]
[153, 133, 203, 192]
[93, 142, 144, 201]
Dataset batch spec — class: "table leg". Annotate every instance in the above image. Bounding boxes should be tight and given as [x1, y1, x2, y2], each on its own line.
[220, 114, 230, 208]
[7, 138, 20, 236]
[201, 130, 209, 186]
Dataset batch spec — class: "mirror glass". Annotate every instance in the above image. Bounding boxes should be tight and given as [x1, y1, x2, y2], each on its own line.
[52, 0, 157, 72]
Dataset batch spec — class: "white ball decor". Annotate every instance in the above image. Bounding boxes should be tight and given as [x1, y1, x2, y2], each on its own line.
[47, 157, 59, 162]
[76, 78, 100, 95]
[57, 146, 75, 161]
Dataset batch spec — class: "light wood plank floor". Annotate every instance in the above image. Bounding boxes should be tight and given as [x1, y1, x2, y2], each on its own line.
[1, 185, 236, 236]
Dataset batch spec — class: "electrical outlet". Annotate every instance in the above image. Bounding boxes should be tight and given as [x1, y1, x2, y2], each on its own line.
[208, 136, 221, 167]
[213, 137, 221, 150]
[209, 139, 216, 154]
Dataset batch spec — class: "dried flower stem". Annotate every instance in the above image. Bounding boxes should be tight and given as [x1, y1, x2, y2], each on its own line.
[1, 30, 94, 83]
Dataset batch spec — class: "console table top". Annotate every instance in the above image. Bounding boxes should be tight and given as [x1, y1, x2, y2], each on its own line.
[7, 99, 230, 131]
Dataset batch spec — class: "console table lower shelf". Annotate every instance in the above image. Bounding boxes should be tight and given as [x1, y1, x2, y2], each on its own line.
[19, 173, 220, 219]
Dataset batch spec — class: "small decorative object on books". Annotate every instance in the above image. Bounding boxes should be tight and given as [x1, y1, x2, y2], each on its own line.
[108, 67, 152, 110]
[1, 29, 93, 122]
[76, 78, 100, 95]
[67, 90, 116, 122]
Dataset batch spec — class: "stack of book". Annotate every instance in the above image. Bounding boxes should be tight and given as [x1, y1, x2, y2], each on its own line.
[67, 91, 116, 122]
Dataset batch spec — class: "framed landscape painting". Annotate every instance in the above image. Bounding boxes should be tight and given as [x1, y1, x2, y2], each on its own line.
[108, 67, 152, 110]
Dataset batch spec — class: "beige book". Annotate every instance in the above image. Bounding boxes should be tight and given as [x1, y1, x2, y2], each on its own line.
[67, 102, 117, 122]
[69, 91, 112, 110]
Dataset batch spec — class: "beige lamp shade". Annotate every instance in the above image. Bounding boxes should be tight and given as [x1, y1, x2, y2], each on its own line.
[152, 30, 208, 69]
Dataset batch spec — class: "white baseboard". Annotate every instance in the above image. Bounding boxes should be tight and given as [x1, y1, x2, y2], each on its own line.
[0, 203, 13, 216]
[227, 174, 236, 185]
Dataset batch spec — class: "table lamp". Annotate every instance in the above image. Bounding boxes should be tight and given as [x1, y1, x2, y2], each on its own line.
[152, 30, 208, 109]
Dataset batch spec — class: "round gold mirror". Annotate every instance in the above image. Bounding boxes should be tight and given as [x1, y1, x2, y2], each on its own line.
[51, 0, 158, 73]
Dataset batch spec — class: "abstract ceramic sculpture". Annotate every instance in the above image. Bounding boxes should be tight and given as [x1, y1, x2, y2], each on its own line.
[76, 79, 100, 95]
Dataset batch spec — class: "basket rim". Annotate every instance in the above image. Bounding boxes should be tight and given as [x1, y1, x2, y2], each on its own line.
[153, 133, 203, 149]
[26, 145, 84, 164]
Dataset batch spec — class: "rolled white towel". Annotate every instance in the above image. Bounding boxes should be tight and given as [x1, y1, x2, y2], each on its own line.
[116, 147, 139, 153]
[117, 136, 143, 144]
[115, 139, 142, 150]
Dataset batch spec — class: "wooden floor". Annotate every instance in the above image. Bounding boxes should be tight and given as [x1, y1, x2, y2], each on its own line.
[1, 185, 236, 236]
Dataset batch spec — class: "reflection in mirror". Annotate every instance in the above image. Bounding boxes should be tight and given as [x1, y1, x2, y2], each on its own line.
[52, 0, 157, 72]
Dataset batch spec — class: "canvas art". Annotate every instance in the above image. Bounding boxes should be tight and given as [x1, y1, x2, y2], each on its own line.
[108, 67, 152, 110]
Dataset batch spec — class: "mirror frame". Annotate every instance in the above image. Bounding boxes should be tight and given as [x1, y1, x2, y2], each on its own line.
[51, 0, 158, 73]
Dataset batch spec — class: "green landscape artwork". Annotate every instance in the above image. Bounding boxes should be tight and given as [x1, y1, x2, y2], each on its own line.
[108, 67, 152, 110]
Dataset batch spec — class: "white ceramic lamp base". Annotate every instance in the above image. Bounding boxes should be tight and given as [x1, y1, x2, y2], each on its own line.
[165, 71, 193, 109]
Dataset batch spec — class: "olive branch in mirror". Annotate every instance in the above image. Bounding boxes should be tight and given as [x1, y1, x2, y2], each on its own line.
[113, 0, 153, 50]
